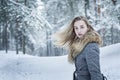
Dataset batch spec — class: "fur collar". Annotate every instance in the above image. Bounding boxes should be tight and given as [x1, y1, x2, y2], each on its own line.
[68, 30, 102, 63]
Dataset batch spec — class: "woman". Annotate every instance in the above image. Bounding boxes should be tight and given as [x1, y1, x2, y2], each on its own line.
[53, 16, 104, 80]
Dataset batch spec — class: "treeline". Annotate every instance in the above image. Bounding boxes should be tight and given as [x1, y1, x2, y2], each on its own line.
[0, 0, 120, 56]
[0, 0, 38, 54]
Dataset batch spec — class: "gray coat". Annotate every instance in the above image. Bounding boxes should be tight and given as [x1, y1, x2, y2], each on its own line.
[74, 42, 103, 80]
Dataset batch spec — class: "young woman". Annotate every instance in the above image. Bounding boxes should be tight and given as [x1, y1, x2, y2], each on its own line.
[53, 16, 104, 80]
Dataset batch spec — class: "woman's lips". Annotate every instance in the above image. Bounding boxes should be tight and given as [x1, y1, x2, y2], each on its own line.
[78, 33, 82, 35]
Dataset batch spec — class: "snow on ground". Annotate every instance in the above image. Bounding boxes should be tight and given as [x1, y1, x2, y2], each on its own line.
[0, 43, 120, 80]
[100, 43, 120, 80]
[0, 51, 74, 80]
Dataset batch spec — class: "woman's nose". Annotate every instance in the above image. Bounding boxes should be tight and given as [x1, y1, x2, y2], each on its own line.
[78, 29, 81, 32]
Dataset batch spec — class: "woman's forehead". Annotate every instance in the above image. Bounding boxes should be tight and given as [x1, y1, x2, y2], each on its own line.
[74, 20, 86, 26]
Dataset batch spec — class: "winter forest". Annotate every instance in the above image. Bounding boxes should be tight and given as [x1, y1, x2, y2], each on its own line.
[0, 0, 120, 80]
[0, 0, 120, 56]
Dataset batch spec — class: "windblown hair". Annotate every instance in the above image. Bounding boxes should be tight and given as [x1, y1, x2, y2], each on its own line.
[53, 16, 102, 63]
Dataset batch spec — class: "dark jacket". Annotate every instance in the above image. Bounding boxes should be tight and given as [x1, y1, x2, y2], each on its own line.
[74, 42, 103, 80]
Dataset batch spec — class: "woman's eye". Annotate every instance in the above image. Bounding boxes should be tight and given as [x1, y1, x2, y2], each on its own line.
[75, 27, 78, 29]
[80, 25, 84, 28]
[81, 27, 84, 28]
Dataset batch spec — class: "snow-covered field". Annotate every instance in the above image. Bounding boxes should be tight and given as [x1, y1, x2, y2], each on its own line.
[100, 43, 120, 80]
[0, 43, 120, 80]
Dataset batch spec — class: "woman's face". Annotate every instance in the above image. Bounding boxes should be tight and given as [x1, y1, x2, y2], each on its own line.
[74, 20, 88, 38]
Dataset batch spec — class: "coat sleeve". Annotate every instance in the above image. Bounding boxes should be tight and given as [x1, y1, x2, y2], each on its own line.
[85, 43, 103, 80]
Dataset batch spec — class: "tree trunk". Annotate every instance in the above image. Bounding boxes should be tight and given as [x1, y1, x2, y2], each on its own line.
[15, 0, 19, 54]
[112, 0, 117, 5]
[15, 20, 19, 54]
[46, 30, 49, 56]
[98, 0, 101, 21]
[94, 0, 97, 25]
[85, 0, 89, 18]
[4, 21, 8, 53]
[68, 0, 74, 18]
[22, 29, 26, 54]
[22, 0, 28, 54]
[1, 0, 8, 53]
[0, 25, 2, 50]
[111, 26, 114, 44]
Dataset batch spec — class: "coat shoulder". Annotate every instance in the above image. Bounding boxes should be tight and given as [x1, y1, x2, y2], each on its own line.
[76, 42, 99, 58]
[85, 42, 99, 49]
[84, 42, 100, 54]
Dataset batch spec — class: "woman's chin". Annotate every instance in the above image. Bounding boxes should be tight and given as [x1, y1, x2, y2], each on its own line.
[78, 36, 83, 39]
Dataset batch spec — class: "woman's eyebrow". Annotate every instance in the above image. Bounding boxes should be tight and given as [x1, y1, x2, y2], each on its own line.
[73, 26, 77, 28]
[80, 25, 84, 26]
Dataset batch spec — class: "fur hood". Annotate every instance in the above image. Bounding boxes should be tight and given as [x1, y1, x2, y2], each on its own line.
[68, 30, 102, 63]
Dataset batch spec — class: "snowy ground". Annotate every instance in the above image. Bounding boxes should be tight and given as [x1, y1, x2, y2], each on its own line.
[0, 43, 120, 80]
[100, 43, 120, 80]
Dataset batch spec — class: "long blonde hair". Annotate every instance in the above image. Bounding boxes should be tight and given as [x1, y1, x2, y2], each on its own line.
[53, 16, 102, 63]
